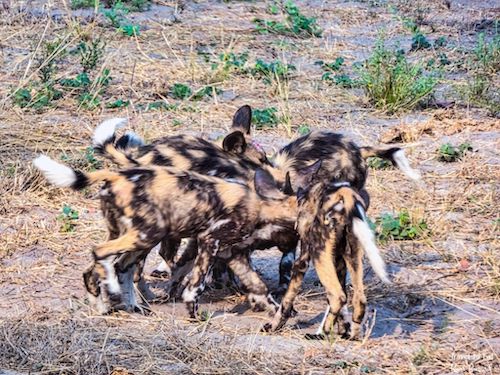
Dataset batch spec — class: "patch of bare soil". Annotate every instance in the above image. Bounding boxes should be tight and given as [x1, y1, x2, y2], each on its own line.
[0, 1, 499, 374]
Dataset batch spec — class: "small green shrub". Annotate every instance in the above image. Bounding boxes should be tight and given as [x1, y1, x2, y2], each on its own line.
[297, 124, 310, 135]
[57, 205, 79, 233]
[316, 57, 345, 72]
[317, 58, 355, 88]
[102, 1, 129, 28]
[72, 0, 151, 11]
[412, 346, 430, 366]
[170, 83, 192, 99]
[437, 142, 472, 162]
[120, 24, 140, 36]
[70, 0, 97, 9]
[356, 40, 438, 113]
[253, 1, 322, 38]
[458, 33, 499, 116]
[437, 53, 451, 66]
[141, 101, 178, 111]
[376, 209, 429, 242]
[13, 35, 110, 111]
[13, 39, 65, 110]
[434, 36, 447, 48]
[124, 0, 151, 11]
[83, 147, 102, 171]
[212, 51, 248, 75]
[252, 59, 296, 85]
[192, 85, 221, 100]
[101, 1, 145, 36]
[60, 72, 91, 88]
[252, 107, 279, 129]
[106, 99, 130, 108]
[367, 157, 392, 170]
[76, 39, 106, 72]
[329, 74, 355, 88]
[13, 84, 62, 110]
[411, 32, 431, 51]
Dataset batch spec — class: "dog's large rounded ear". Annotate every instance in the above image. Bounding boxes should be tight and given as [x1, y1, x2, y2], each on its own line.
[283, 171, 293, 195]
[223, 130, 247, 154]
[255, 168, 283, 200]
[232, 105, 252, 135]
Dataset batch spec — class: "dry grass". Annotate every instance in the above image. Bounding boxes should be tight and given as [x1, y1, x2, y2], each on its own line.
[1, 0, 499, 374]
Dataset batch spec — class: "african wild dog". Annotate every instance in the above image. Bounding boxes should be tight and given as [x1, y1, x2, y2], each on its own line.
[263, 182, 389, 340]
[91, 109, 302, 295]
[33, 155, 317, 316]
[271, 130, 421, 192]
[93, 115, 419, 296]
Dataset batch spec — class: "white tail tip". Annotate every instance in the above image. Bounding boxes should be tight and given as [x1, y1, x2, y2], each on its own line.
[352, 217, 391, 284]
[33, 155, 76, 187]
[393, 149, 421, 181]
[93, 118, 128, 147]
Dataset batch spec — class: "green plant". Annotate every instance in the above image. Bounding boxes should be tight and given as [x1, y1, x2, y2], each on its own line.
[170, 83, 192, 99]
[83, 147, 103, 171]
[412, 345, 429, 366]
[253, 1, 322, 38]
[76, 39, 106, 73]
[60, 72, 91, 88]
[57, 205, 79, 233]
[329, 74, 355, 88]
[70, 0, 97, 9]
[437, 52, 451, 66]
[106, 99, 130, 108]
[76, 68, 112, 109]
[211, 51, 249, 79]
[316, 57, 345, 72]
[297, 124, 310, 135]
[143, 101, 178, 111]
[458, 33, 499, 116]
[252, 59, 296, 85]
[356, 40, 438, 113]
[376, 209, 429, 242]
[100, 2, 146, 35]
[437, 142, 472, 162]
[124, 0, 151, 11]
[102, 1, 129, 28]
[411, 32, 431, 51]
[367, 156, 392, 170]
[252, 107, 279, 129]
[38, 39, 66, 83]
[120, 24, 140, 37]
[434, 36, 447, 48]
[317, 58, 356, 88]
[13, 38, 66, 110]
[192, 86, 221, 100]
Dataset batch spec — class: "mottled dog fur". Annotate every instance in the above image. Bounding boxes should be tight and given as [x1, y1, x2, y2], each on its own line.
[92, 107, 300, 294]
[33, 155, 311, 317]
[262, 130, 419, 338]
[272, 130, 420, 191]
[264, 182, 389, 339]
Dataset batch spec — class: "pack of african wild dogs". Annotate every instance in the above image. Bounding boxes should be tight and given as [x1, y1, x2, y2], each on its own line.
[34, 105, 421, 340]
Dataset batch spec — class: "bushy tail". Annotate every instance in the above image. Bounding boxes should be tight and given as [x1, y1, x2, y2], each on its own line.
[93, 118, 143, 168]
[360, 146, 421, 181]
[352, 203, 391, 284]
[33, 155, 120, 190]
